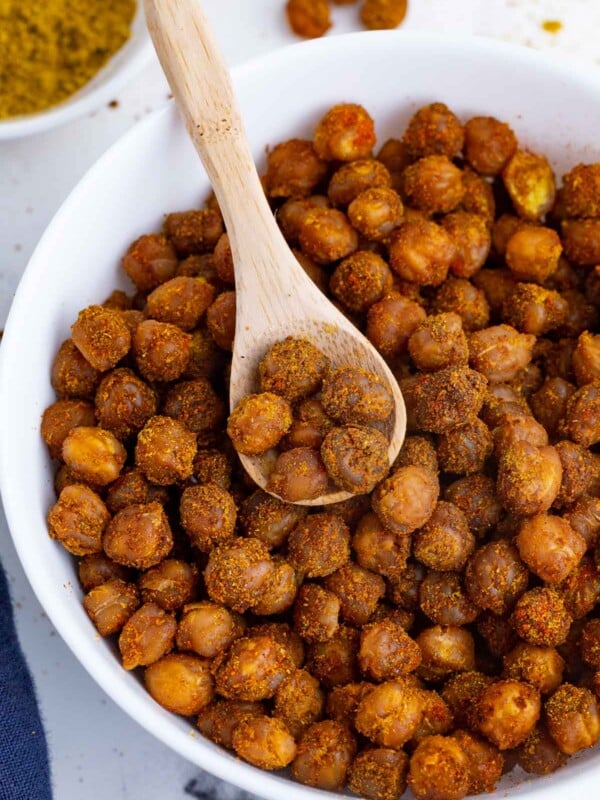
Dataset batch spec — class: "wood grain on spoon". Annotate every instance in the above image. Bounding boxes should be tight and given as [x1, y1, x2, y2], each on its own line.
[143, 0, 406, 504]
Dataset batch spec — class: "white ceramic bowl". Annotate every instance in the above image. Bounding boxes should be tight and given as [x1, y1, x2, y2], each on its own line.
[0, 4, 153, 140]
[2, 30, 600, 800]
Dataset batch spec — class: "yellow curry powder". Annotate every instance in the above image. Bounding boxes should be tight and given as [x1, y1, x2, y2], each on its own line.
[0, 0, 137, 119]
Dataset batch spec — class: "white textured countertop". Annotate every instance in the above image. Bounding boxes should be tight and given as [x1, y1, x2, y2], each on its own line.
[1, 2, 598, 798]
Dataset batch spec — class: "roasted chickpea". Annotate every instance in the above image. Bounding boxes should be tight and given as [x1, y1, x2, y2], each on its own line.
[62, 426, 126, 486]
[516, 725, 568, 774]
[232, 715, 297, 770]
[138, 559, 198, 610]
[163, 209, 223, 256]
[293, 583, 340, 643]
[273, 668, 324, 738]
[118, 602, 176, 670]
[441, 671, 493, 729]
[372, 464, 439, 536]
[461, 166, 496, 224]
[417, 625, 475, 680]
[328, 159, 390, 206]
[477, 612, 517, 659]
[360, 0, 407, 29]
[411, 366, 488, 434]
[516, 514, 585, 584]
[413, 502, 474, 572]
[265, 138, 327, 198]
[403, 103, 464, 160]
[184, 327, 224, 380]
[465, 541, 528, 615]
[83, 578, 140, 636]
[464, 116, 517, 176]
[94, 368, 157, 440]
[179, 483, 236, 552]
[440, 211, 491, 279]
[511, 588, 572, 647]
[564, 381, 600, 446]
[47, 483, 109, 556]
[330, 251, 393, 313]
[267, 447, 329, 502]
[502, 283, 568, 336]
[433, 277, 490, 332]
[358, 618, 421, 681]
[469, 324, 535, 384]
[355, 679, 424, 747]
[505, 226, 562, 283]
[277, 195, 330, 244]
[132, 320, 191, 382]
[497, 441, 563, 516]
[176, 600, 244, 659]
[559, 557, 600, 619]
[348, 187, 404, 241]
[348, 748, 408, 800]
[103, 501, 172, 569]
[306, 625, 359, 687]
[251, 557, 298, 616]
[206, 290, 236, 351]
[259, 337, 329, 402]
[193, 447, 232, 489]
[227, 393, 292, 455]
[215, 634, 291, 701]
[237, 490, 304, 550]
[503, 643, 565, 695]
[247, 622, 305, 669]
[324, 562, 385, 626]
[572, 331, 600, 387]
[71, 305, 131, 371]
[366, 292, 426, 359]
[565, 495, 600, 550]
[105, 468, 166, 514]
[562, 217, 600, 266]
[298, 206, 359, 264]
[408, 313, 468, 372]
[554, 440, 593, 507]
[352, 511, 410, 579]
[51, 339, 101, 400]
[321, 425, 389, 494]
[444, 474, 502, 536]
[314, 103, 376, 162]
[388, 219, 455, 286]
[474, 679, 541, 750]
[145, 276, 214, 331]
[473, 267, 517, 315]
[145, 653, 214, 716]
[545, 683, 600, 754]
[135, 416, 196, 485]
[451, 729, 504, 794]
[530, 376, 575, 436]
[503, 150, 556, 220]
[419, 571, 479, 627]
[292, 720, 356, 790]
[437, 419, 493, 476]
[78, 552, 130, 592]
[122, 233, 178, 292]
[41, 399, 96, 459]
[204, 537, 274, 613]
[408, 735, 470, 800]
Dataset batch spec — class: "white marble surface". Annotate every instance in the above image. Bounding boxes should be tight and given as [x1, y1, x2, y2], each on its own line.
[1, 1, 598, 798]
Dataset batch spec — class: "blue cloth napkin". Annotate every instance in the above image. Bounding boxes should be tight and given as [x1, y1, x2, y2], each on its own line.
[0, 562, 51, 800]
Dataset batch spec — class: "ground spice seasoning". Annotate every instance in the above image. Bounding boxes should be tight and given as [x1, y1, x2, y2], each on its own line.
[0, 0, 136, 119]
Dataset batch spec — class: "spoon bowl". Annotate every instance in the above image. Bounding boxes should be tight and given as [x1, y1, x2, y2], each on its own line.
[144, 0, 406, 504]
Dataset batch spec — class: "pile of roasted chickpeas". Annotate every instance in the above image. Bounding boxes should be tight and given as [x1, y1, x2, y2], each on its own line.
[286, 0, 407, 39]
[42, 99, 600, 800]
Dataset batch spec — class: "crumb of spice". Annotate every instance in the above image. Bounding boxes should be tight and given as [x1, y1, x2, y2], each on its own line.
[542, 19, 563, 33]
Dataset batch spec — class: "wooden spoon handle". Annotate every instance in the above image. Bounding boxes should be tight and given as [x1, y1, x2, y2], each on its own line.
[143, 0, 294, 297]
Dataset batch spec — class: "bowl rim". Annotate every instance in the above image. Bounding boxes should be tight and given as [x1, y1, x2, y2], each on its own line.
[0, 11, 154, 141]
[3, 29, 600, 799]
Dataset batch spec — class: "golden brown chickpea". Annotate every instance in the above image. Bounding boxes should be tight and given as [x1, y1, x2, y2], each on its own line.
[469, 324, 535, 383]
[410, 689, 453, 743]
[251, 556, 298, 615]
[511, 588, 572, 647]
[324, 563, 385, 626]
[328, 159, 391, 206]
[227, 393, 292, 456]
[403, 103, 464, 160]
[419, 571, 479, 627]
[176, 252, 219, 283]
[204, 537, 274, 613]
[502, 283, 568, 336]
[360, 0, 407, 28]
[516, 725, 568, 774]
[321, 425, 389, 495]
[216, 634, 291, 700]
[451, 729, 504, 794]
[352, 511, 410, 579]
[138, 559, 198, 610]
[441, 211, 491, 279]
[378, 137, 411, 182]
[444, 474, 502, 536]
[408, 735, 470, 800]
[94, 368, 157, 441]
[516, 514, 585, 584]
[293, 583, 340, 643]
[132, 319, 191, 382]
[559, 557, 600, 619]
[48, 483, 110, 556]
[51, 339, 101, 400]
[306, 623, 359, 686]
[314, 103, 376, 162]
[239, 489, 307, 549]
[273, 668, 324, 738]
[183, 327, 224, 380]
[267, 447, 329, 502]
[503, 150, 556, 220]
[437, 419, 493, 475]
[176, 600, 244, 658]
[163, 209, 223, 256]
[403, 155, 465, 214]
[70, 305, 131, 372]
[259, 337, 329, 402]
[465, 541, 528, 615]
[408, 313, 468, 372]
[41, 399, 96, 459]
[503, 643, 565, 695]
[560, 215, 600, 268]
[554, 440, 593, 508]
[411, 366, 488, 434]
[179, 484, 236, 552]
[474, 679, 541, 750]
[164, 379, 225, 439]
[477, 612, 517, 660]
[103, 501, 172, 569]
[122, 233, 178, 292]
[135, 415, 196, 485]
[83, 578, 140, 636]
[355, 679, 423, 747]
[505, 226, 562, 283]
[372, 464, 439, 536]
[562, 162, 600, 217]
[282, 397, 334, 451]
[232, 715, 297, 770]
[325, 681, 375, 727]
[285, 0, 331, 37]
[492, 213, 526, 257]
[461, 167, 496, 225]
[441, 671, 493, 728]
[472, 267, 517, 315]
[292, 720, 356, 790]
[386, 561, 425, 613]
[530, 376, 575, 436]
[566, 495, 600, 550]
[197, 699, 262, 745]
[433, 277, 490, 331]
[366, 292, 426, 359]
[417, 625, 475, 680]
[298, 206, 359, 264]
[348, 187, 404, 242]
[348, 748, 408, 800]
[564, 381, 600, 446]
[330, 251, 393, 313]
[118, 602, 176, 670]
[413, 502, 474, 572]
[277, 195, 330, 244]
[559, 290, 598, 338]
[393, 435, 438, 474]
[62, 426, 126, 486]
[545, 683, 600, 754]
[78, 552, 130, 592]
[193, 448, 232, 490]
[211, 233, 233, 285]
[146, 653, 214, 716]
[248, 622, 305, 669]
[358, 618, 421, 680]
[464, 116, 517, 176]
[497, 441, 563, 516]
[54, 464, 81, 494]
[147, 276, 214, 333]
[388, 219, 455, 286]
[265, 139, 328, 198]
[105, 468, 167, 514]
[206, 290, 236, 351]
[573, 331, 600, 386]
[119, 308, 147, 336]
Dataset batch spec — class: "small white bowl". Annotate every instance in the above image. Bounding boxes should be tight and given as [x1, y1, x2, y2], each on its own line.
[2, 30, 600, 800]
[0, 4, 153, 140]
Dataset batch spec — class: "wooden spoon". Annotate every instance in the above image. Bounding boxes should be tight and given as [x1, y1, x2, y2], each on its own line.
[144, 0, 406, 505]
